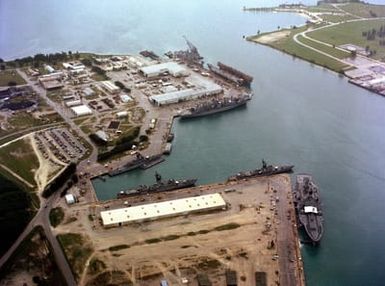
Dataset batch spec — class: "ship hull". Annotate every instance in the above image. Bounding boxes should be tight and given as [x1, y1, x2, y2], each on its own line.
[294, 174, 324, 244]
[181, 100, 248, 119]
[117, 179, 197, 199]
[108, 154, 163, 176]
[228, 165, 294, 181]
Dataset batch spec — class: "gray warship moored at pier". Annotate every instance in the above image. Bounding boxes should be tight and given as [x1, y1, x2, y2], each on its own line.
[228, 160, 294, 181]
[293, 174, 324, 244]
[180, 93, 252, 119]
[108, 153, 164, 176]
[117, 172, 197, 199]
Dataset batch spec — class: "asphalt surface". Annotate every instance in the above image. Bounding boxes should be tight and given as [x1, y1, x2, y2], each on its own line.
[0, 192, 77, 286]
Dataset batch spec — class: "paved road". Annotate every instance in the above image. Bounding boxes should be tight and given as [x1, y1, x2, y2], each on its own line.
[0, 191, 77, 286]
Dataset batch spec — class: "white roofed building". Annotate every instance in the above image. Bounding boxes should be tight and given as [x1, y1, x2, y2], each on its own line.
[100, 193, 226, 227]
[101, 81, 120, 94]
[71, 105, 93, 116]
[140, 62, 189, 78]
[65, 194, 76, 205]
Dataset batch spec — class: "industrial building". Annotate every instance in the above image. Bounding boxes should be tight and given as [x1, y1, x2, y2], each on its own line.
[95, 130, 109, 142]
[38, 72, 65, 90]
[71, 105, 93, 116]
[120, 94, 132, 103]
[101, 81, 120, 94]
[65, 99, 82, 107]
[140, 62, 188, 78]
[116, 111, 128, 118]
[149, 73, 222, 106]
[83, 87, 95, 97]
[149, 85, 222, 106]
[65, 194, 76, 205]
[100, 193, 226, 227]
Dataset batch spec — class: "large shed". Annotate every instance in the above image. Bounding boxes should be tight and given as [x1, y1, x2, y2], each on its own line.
[140, 62, 188, 78]
[100, 193, 226, 227]
[71, 105, 93, 116]
[101, 81, 120, 94]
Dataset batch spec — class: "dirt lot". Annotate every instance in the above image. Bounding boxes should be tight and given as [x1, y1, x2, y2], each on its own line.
[55, 174, 303, 286]
[252, 30, 291, 44]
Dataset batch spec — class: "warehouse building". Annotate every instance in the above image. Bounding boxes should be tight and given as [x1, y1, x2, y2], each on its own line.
[101, 81, 120, 94]
[140, 62, 188, 78]
[71, 105, 93, 116]
[149, 85, 222, 106]
[149, 74, 222, 106]
[100, 193, 226, 227]
[65, 99, 82, 107]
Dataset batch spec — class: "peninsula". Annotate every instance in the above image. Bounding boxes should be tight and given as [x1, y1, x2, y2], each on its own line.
[246, 1, 385, 97]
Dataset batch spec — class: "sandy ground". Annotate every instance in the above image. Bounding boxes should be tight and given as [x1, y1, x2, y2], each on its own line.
[253, 30, 291, 44]
[55, 175, 303, 286]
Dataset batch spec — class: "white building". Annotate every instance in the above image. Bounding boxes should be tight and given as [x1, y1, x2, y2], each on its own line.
[65, 100, 82, 107]
[71, 105, 93, 116]
[140, 62, 188, 78]
[100, 193, 226, 227]
[83, 87, 95, 97]
[120, 94, 132, 103]
[149, 74, 222, 106]
[116, 111, 128, 118]
[95, 130, 109, 142]
[65, 194, 76, 205]
[101, 81, 120, 94]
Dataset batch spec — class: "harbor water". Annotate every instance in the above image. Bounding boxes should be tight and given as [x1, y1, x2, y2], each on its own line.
[1, 0, 385, 285]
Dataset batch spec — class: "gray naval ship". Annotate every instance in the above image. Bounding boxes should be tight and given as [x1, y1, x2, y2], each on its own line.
[228, 160, 294, 181]
[180, 93, 252, 119]
[293, 174, 324, 244]
[117, 172, 197, 199]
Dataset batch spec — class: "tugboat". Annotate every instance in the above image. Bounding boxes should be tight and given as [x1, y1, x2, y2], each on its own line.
[228, 160, 294, 181]
[293, 174, 324, 244]
[117, 172, 197, 199]
[180, 93, 252, 119]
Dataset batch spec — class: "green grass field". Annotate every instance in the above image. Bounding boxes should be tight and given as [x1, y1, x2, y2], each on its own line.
[318, 14, 357, 23]
[308, 19, 385, 61]
[0, 138, 39, 187]
[0, 70, 26, 87]
[297, 35, 352, 59]
[249, 26, 348, 73]
[338, 3, 385, 18]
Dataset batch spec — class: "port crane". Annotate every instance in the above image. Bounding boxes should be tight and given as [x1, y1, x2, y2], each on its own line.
[172, 36, 203, 66]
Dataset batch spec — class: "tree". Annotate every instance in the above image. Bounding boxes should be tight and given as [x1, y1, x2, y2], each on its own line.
[0, 58, 3, 63]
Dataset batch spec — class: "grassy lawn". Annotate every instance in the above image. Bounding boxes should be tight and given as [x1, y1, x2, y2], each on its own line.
[0, 138, 39, 186]
[305, 3, 338, 13]
[308, 19, 385, 61]
[0, 70, 26, 87]
[249, 26, 348, 73]
[57, 233, 93, 281]
[338, 3, 385, 18]
[297, 35, 352, 59]
[318, 14, 357, 23]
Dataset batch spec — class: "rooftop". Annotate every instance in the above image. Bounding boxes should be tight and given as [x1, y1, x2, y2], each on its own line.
[100, 193, 226, 226]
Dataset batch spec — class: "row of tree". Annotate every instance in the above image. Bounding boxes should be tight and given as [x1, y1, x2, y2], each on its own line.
[4, 51, 80, 69]
[362, 26, 385, 41]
